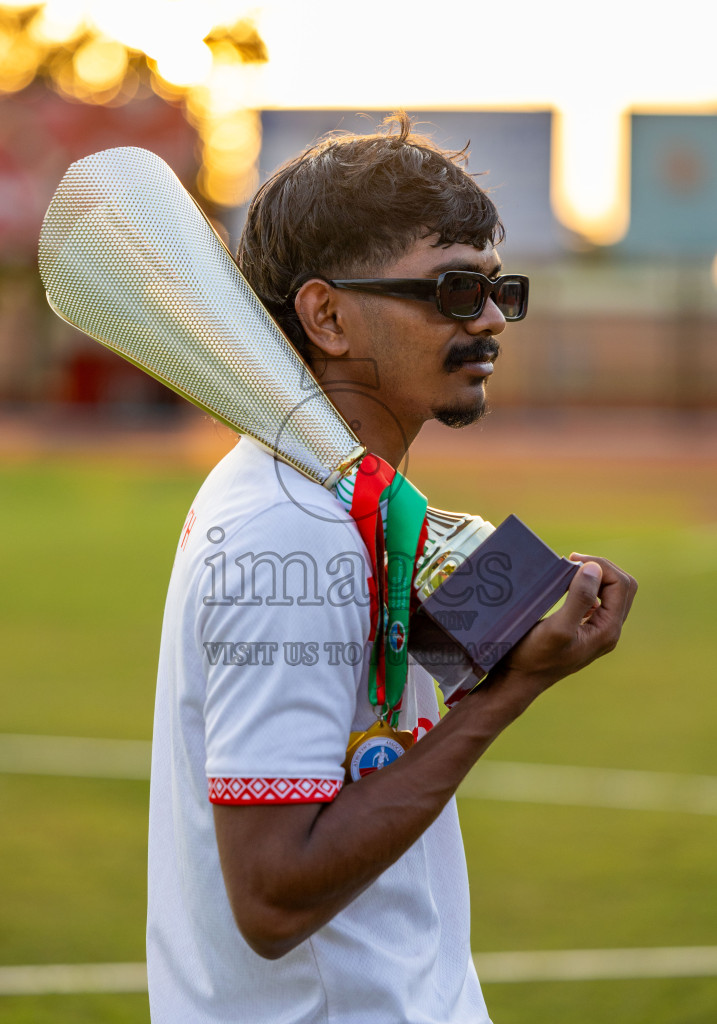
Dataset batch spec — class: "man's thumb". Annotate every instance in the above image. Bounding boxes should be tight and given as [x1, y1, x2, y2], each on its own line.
[563, 561, 602, 622]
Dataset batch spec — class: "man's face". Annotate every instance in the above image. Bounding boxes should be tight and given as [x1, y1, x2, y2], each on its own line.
[335, 234, 507, 439]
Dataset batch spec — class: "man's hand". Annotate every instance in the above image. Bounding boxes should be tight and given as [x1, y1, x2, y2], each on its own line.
[490, 554, 638, 697]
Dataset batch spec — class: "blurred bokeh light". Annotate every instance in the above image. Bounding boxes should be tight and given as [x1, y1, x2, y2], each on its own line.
[3, 0, 715, 243]
[0, 0, 266, 207]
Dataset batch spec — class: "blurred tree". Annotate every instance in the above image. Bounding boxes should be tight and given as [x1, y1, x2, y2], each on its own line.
[0, 1, 268, 207]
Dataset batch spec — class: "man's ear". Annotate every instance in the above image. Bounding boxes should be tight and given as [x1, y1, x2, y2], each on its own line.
[294, 279, 350, 357]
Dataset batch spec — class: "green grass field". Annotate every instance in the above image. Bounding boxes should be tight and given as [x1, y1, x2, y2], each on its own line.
[1, 437, 716, 1023]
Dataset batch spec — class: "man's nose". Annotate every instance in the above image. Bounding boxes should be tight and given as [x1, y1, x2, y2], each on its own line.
[463, 297, 506, 336]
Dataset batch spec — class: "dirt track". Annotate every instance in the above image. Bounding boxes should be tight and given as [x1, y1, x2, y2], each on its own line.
[1, 405, 715, 468]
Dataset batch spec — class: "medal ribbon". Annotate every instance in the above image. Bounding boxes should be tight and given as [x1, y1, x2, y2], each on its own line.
[381, 472, 428, 712]
[344, 454, 395, 641]
[343, 455, 428, 719]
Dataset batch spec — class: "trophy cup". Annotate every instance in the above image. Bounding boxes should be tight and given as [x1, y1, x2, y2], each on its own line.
[38, 147, 577, 703]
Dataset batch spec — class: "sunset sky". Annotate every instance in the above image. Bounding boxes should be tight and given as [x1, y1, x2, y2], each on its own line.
[2, 0, 715, 242]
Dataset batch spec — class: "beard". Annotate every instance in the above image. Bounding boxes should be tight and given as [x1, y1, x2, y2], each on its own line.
[433, 393, 488, 429]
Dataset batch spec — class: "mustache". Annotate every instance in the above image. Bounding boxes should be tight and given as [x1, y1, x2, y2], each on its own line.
[443, 338, 501, 373]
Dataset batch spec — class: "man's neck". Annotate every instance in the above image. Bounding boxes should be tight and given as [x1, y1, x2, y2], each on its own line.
[323, 384, 419, 469]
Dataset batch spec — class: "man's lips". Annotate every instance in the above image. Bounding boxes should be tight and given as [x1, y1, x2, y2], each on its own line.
[443, 342, 500, 374]
[459, 360, 494, 377]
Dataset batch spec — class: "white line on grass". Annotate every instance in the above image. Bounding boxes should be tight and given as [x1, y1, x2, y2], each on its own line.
[459, 759, 717, 816]
[474, 946, 717, 983]
[0, 734, 151, 779]
[3, 734, 717, 816]
[0, 962, 147, 995]
[3, 949, 717, 994]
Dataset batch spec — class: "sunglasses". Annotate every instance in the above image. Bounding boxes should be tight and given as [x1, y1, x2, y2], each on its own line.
[329, 271, 529, 322]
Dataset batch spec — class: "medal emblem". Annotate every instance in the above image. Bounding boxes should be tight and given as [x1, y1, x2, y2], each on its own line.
[342, 718, 414, 783]
[351, 735, 404, 780]
[388, 619, 406, 653]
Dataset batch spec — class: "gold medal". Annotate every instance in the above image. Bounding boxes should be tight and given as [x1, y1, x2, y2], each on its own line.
[342, 718, 414, 783]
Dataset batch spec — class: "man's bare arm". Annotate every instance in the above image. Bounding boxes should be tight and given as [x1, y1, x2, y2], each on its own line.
[214, 556, 637, 959]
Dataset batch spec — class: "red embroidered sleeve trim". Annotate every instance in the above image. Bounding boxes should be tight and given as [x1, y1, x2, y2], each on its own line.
[208, 776, 343, 805]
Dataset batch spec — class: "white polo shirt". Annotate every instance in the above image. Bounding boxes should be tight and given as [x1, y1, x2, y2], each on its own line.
[147, 438, 491, 1024]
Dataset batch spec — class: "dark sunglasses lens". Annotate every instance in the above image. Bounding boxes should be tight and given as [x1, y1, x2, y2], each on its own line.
[495, 279, 525, 319]
[441, 273, 484, 317]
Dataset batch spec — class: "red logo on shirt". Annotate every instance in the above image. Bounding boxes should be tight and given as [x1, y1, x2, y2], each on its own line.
[181, 508, 196, 550]
[412, 717, 434, 743]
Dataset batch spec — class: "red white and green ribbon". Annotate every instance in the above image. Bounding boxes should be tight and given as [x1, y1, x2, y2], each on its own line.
[334, 454, 428, 722]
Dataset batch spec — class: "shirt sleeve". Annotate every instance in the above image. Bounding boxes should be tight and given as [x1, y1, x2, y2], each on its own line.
[194, 501, 372, 805]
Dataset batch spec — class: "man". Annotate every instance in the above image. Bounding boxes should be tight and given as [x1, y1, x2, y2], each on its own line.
[147, 113, 637, 1023]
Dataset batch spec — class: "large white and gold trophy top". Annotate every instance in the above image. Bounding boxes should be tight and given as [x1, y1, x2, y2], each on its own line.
[38, 147, 366, 488]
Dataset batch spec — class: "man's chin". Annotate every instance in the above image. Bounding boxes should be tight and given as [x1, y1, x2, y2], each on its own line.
[433, 400, 487, 429]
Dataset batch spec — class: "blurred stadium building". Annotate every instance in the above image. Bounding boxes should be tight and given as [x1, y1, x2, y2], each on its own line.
[1, 95, 716, 413]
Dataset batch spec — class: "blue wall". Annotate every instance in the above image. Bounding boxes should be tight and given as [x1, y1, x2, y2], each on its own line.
[622, 114, 717, 257]
[259, 110, 562, 258]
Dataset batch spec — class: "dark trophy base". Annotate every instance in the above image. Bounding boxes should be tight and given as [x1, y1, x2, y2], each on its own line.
[409, 515, 579, 700]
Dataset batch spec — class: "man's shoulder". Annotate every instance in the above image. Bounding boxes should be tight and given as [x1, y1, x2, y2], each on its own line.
[191, 438, 366, 555]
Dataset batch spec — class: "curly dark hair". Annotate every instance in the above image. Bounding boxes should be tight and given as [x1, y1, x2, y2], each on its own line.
[237, 112, 505, 357]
